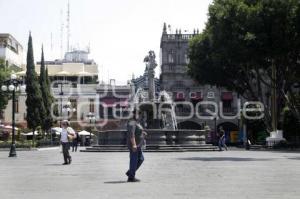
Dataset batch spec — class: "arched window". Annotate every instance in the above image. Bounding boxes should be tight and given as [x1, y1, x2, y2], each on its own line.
[168, 50, 174, 63]
[185, 53, 190, 64]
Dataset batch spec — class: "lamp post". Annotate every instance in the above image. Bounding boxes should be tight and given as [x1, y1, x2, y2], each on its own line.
[1, 73, 26, 157]
[214, 116, 218, 144]
[56, 81, 68, 127]
[62, 101, 76, 121]
[87, 112, 96, 146]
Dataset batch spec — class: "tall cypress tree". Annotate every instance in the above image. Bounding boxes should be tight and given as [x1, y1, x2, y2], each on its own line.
[45, 67, 54, 106]
[39, 46, 53, 134]
[25, 32, 46, 146]
[46, 67, 58, 121]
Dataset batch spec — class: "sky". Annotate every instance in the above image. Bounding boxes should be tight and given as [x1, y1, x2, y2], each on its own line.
[0, 0, 213, 84]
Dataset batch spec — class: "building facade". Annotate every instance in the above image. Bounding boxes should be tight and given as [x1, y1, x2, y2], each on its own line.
[0, 34, 23, 68]
[2, 50, 99, 129]
[159, 23, 239, 139]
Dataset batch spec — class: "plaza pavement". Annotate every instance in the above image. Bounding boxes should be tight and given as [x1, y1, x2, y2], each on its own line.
[0, 148, 300, 199]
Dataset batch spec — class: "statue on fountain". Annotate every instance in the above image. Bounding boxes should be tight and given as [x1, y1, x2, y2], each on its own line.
[143, 51, 157, 101]
[144, 50, 157, 72]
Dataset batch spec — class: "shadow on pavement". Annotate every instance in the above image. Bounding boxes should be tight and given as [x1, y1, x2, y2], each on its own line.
[104, 180, 127, 184]
[44, 163, 65, 166]
[178, 157, 273, 161]
[287, 157, 300, 160]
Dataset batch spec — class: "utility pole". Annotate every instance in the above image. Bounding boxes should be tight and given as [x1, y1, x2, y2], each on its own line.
[66, 0, 70, 52]
[60, 9, 64, 59]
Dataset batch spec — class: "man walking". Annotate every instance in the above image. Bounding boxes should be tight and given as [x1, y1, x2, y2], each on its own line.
[218, 126, 228, 151]
[60, 120, 75, 165]
[126, 109, 147, 182]
[72, 131, 80, 152]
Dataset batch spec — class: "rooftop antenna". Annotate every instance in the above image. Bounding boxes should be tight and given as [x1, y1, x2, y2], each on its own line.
[107, 69, 110, 84]
[101, 64, 104, 83]
[87, 41, 90, 53]
[50, 32, 53, 51]
[60, 9, 64, 59]
[66, 0, 70, 52]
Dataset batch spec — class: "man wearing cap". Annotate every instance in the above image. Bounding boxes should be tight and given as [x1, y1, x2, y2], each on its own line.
[60, 120, 75, 165]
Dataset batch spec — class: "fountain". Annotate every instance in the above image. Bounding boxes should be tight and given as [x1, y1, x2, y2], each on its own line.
[82, 51, 217, 152]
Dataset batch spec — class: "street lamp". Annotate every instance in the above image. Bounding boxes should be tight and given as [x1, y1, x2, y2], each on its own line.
[86, 112, 96, 146]
[62, 101, 76, 120]
[214, 115, 218, 145]
[1, 73, 26, 157]
[56, 81, 68, 127]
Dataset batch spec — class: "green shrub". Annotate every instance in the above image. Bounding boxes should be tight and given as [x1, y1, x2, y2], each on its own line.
[0, 140, 32, 148]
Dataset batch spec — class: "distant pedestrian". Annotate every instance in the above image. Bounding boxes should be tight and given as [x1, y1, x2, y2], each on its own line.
[126, 109, 147, 182]
[218, 126, 228, 151]
[72, 131, 80, 152]
[60, 120, 75, 165]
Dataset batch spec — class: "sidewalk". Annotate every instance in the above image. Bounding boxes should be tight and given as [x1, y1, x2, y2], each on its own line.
[0, 149, 300, 199]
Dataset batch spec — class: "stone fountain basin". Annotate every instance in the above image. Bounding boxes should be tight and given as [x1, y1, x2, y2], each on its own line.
[96, 129, 207, 145]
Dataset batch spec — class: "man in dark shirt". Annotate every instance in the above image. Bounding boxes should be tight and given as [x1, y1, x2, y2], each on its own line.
[218, 126, 228, 151]
[72, 132, 80, 152]
[126, 110, 147, 182]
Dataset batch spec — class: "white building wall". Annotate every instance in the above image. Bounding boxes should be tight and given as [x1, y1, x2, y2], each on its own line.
[2, 84, 98, 127]
[0, 47, 23, 67]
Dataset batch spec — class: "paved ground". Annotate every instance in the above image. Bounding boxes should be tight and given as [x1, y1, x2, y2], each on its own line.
[0, 148, 300, 199]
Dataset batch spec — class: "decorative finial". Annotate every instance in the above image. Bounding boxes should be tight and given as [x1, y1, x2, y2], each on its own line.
[163, 22, 167, 34]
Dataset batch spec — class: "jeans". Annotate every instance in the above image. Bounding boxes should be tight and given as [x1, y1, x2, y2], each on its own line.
[127, 147, 144, 178]
[72, 140, 78, 152]
[62, 142, 71, 163]
[218, 137, 228, 151]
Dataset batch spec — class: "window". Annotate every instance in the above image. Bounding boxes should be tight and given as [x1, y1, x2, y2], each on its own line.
[176, 81, 184, 88]
[168, 65, 174, 71]
[168, 53, 174, 63]
[168, 49, 174, 63]
[222, 100, 232, 113]
[207, 92, 215, 99]
[69, 99, 77, 119]
[185, 53, 190, 64]
[221, 92, 233, 113]
[223, 100, 232, 108]
[89, 99, 94, 113]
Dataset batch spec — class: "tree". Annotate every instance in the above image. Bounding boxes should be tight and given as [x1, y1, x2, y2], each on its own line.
[283, 106, 300, 142]
[188, 0, 300, 131]
[39, 46, 53, 136]
[25, 32, 46, 146]
[0, 59, 11, 117]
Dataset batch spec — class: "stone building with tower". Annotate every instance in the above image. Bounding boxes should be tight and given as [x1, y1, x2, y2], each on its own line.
[159, 23, 240, 142]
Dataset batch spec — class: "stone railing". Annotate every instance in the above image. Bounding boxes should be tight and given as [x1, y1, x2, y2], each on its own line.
[162, 34, 195, 41]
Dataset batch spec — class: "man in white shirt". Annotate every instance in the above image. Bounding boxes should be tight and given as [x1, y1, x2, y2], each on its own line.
[60, 120, 75, 165]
